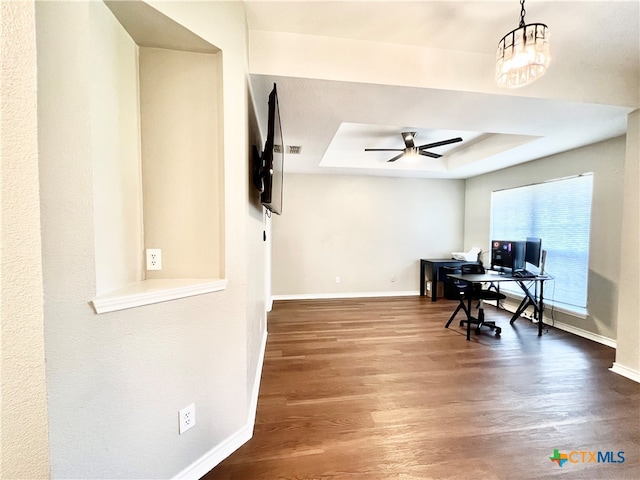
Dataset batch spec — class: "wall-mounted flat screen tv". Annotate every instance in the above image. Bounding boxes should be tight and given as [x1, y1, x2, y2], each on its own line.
[253, 83, 284, 215]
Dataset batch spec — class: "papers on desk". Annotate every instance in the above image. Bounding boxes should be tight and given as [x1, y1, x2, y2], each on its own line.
[451, 247, 482, 262]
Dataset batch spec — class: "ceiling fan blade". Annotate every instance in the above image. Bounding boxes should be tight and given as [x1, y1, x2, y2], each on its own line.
[417, 137, 463, 150]
[365, 148, 404, 152]
[419, 151, 442, 159]
[387, 153, 405, 162]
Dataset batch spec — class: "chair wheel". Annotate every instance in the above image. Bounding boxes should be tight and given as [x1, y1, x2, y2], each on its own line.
[495, 328, 502, 336]
[475, 328, 481, 334]
[459, 321, 465, 327]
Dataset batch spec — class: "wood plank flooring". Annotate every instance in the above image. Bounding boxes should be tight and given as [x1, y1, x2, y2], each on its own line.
[203, 296, 640, 480]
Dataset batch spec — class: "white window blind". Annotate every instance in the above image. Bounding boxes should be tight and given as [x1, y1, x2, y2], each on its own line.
[490, 174, 593, 311]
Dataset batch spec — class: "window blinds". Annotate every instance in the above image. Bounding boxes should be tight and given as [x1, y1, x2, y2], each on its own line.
[490, 174, 594, 310]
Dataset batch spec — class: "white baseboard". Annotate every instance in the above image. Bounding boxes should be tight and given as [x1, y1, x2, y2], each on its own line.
[172, 328, 268, 479]
[609, 362, 640, 383]
[550, 320, 616, 348]
[273, 291, 419, 301]
[497, 298, 616, 348]
[248, 328, 268, 426]
[173, 424, 254, 480]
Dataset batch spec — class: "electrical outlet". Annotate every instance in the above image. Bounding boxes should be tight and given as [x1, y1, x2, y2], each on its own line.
[390, 275, 396, 282]
[146, 248, 162, 271]
[335, 276, 341, 284]
[179, 403, 196, 435]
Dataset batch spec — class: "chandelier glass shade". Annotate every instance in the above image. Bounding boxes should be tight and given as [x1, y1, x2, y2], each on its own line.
[496, 1, 550, 88]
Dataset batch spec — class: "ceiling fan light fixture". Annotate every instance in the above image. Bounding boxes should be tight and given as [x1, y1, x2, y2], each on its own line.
[405, 147, 420, 161]
[364, 132, 462, 162]
[496, 0, 550, 88]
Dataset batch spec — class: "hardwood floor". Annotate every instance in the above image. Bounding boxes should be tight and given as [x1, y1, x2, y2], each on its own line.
[203, 297, 640, 480]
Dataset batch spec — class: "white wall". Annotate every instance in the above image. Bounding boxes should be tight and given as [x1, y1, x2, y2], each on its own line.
[90, 2, 143, 295]
[35, 1, 266, 478]
[612, 110, 640, 380]
[0, 1, 51, 478]
[464, 137, 626, 340]
[139, 46, 222, 280]
[272, 173, 465, 296]
[246, 85, 270, 396]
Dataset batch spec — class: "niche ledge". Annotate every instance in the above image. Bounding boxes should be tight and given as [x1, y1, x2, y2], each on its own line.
[91, 278, 228, 314]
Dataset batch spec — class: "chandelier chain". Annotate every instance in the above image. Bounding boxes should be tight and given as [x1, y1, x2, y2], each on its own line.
[519, 0, 527, 28]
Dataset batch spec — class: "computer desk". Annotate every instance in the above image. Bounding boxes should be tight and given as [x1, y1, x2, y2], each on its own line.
[446, 272, 550, 337]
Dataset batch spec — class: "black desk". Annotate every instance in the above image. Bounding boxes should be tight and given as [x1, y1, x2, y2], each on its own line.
[420, 259, 474, 301]
[447, 272, 549, 337]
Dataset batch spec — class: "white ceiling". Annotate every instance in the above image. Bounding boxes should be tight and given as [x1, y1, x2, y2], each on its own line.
[245, 1, 639, 179]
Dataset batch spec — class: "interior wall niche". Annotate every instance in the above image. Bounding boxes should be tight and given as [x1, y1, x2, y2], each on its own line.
[91, 0, 225, 313]
[139, 46, 221, 280]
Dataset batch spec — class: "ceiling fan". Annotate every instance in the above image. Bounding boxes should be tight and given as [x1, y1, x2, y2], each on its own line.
[365, 132, 463, 162]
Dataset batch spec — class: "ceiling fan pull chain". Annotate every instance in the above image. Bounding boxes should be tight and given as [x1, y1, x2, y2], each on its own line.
[519, 0, 527, 28]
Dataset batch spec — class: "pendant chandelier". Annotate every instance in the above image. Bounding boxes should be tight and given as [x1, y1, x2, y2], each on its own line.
[496, 0, 550, 88]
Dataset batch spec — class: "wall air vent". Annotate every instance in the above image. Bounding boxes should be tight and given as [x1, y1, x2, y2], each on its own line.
[273, 145, 301, 154]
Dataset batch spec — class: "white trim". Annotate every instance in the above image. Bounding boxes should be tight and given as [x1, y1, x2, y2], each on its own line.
[248, 328, 268, 426]
[609, 362, 640, 383]
[550, 320, 616, 348]
[91, 278, 228, 314]
[543, 301, 588, 319]
[500, 291, 587, 319]
[496, 297, 616, 347]
[273, 291, 419, 301]
[172, 424, 253, 480]
[172, 328, 268, 479]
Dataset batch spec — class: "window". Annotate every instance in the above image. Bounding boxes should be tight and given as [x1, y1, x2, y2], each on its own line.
[490, 174, 594, 313]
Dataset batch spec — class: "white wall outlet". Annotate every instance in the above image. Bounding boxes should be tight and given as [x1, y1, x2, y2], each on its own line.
[178, 403, 195, 435]
[335, 276, 341, 284]
[390, 275, 396, 282]
[146, 248, 162, 271]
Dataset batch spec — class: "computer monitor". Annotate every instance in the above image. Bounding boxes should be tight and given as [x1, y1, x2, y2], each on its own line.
[525, 237, 542, 268]
[490, 240, 525, 272]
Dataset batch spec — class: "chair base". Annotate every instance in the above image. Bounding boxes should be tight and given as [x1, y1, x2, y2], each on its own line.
[460, 308, 502, 337]
[448, 305, 502, 340]
[460, 318, 502, 336]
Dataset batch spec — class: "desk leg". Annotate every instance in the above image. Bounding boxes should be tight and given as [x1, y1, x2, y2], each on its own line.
[466, 296, 472, 341]
[538, 281, 545, 336]
[510, 280, 546, 336]
[510, 297, 530, 324]
[420, 261, 426, 297]
[431, 265, 438, 302]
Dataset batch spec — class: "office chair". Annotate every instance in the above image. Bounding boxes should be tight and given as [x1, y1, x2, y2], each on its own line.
[443, 265, 470, 323]
[444, 263, 506, 339]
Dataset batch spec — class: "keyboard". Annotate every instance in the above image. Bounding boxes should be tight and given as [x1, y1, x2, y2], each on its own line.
[513, 270, 536, 278]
